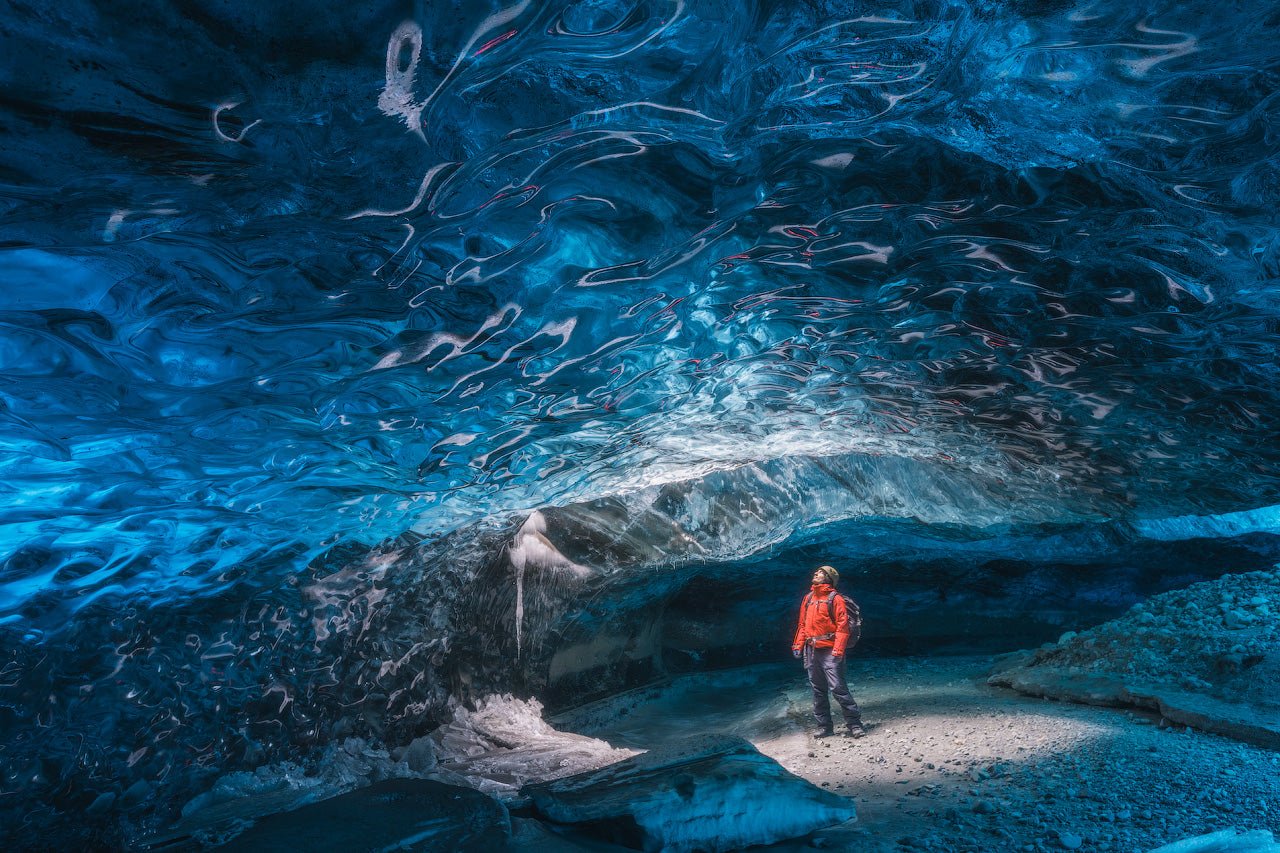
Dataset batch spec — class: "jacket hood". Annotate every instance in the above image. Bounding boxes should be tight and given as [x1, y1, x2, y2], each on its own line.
[810, 582, 835, 596]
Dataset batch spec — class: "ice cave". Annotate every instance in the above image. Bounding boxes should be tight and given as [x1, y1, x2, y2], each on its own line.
[3, 1, 1280, 851]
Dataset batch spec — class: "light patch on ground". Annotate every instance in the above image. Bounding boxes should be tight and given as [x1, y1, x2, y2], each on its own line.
[558, 657, 1280, 853]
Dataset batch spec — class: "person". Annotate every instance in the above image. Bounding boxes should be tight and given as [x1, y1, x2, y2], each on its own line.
[792, 565, 867, 738]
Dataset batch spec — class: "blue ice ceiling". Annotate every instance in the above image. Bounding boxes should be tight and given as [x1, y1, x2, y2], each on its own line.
[3, 0, 1280, 628]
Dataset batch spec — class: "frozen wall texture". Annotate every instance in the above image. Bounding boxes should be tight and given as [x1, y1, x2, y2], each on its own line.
[1, 0, 1280, 846]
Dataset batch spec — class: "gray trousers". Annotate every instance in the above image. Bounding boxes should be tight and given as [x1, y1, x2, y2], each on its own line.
[804, 645, 863, 729]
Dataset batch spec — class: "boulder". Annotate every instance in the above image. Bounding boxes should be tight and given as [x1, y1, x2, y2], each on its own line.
[521, 735, 856, 853]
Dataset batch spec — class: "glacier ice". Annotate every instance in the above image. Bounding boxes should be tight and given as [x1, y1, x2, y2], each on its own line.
[1149, 829, 1280, 853]
[1135, 505, 1280, 543]
[522, 734, 856, 852]
[508, 510, 593, 657]
[1, 0, 1280, 847]
[427, 693, 636, 796]
[3, 0, 1280, 632]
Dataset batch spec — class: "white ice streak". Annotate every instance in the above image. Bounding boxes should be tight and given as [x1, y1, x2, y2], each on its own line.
[380, 3, 533, 140]
[508, 510, 591, 657]
[379, 20, 427, 138]
[211, 101, 261, 143]
[344, 162, 454, 220]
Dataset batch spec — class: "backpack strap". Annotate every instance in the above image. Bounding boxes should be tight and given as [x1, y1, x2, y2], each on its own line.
[825, 591, 839, 622]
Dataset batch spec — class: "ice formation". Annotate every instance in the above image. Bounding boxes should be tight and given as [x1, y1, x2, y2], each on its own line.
[4, 0, 1280, 629]
[522, 734, 857, 852]
[1, 0, 1279, 847]
[1150, 830, 1280, 853]
[427, 693, 636, 796]
[151, 693, 629, 848]
[508, 510, 592, 657]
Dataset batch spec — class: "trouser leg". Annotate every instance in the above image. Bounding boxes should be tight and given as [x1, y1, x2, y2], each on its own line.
[821, 650, 863, 728]
[804, 646, 832, 729]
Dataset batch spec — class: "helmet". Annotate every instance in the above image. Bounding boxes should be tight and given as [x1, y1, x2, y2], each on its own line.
[817, 565, 839, 585]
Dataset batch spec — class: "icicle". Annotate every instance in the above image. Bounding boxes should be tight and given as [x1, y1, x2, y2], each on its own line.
[509, 511, 592, 660]
[511, 545, 525, 659]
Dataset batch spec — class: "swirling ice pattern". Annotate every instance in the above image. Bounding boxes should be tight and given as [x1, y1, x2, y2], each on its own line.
[2, 0, 1279, 627]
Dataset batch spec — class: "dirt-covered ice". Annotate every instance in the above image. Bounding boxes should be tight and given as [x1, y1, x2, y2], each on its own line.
[991, 569, 1280, 748]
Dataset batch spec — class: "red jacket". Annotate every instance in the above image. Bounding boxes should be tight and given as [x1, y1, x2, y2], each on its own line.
[793, 583, 853, 656]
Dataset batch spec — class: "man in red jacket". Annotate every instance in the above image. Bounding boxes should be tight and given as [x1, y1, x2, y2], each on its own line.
[792, 565, 867, 738]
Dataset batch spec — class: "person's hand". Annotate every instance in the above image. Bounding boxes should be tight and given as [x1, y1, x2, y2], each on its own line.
[792, 648, 802, 659]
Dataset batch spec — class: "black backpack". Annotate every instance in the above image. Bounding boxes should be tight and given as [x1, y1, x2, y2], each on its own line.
[819, 591, 862, 649]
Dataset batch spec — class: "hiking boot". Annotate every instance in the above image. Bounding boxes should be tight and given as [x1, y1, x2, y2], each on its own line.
[845, 724, 868, 739]
[813, 727, 836, 739]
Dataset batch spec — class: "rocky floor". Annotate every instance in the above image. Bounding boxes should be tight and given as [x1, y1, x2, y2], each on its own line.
[556, 657, 1280, 852]
[990, 569, 1280, 750]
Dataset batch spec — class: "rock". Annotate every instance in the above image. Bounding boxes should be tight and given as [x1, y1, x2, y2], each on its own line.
[1225, 610, 1255, 629]
[1058, 830, 1083, 849]
[210, 779, 510, 852]
[398, 735, 437, 773]
[521, 735, 856, 853]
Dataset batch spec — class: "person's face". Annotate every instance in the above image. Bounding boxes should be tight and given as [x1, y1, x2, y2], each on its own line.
[812, 570, 826, 585]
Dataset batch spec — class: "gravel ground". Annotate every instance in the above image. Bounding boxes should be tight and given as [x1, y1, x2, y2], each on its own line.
[560, 656, 1280, 853]
[1021, 569, 1279, 698]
